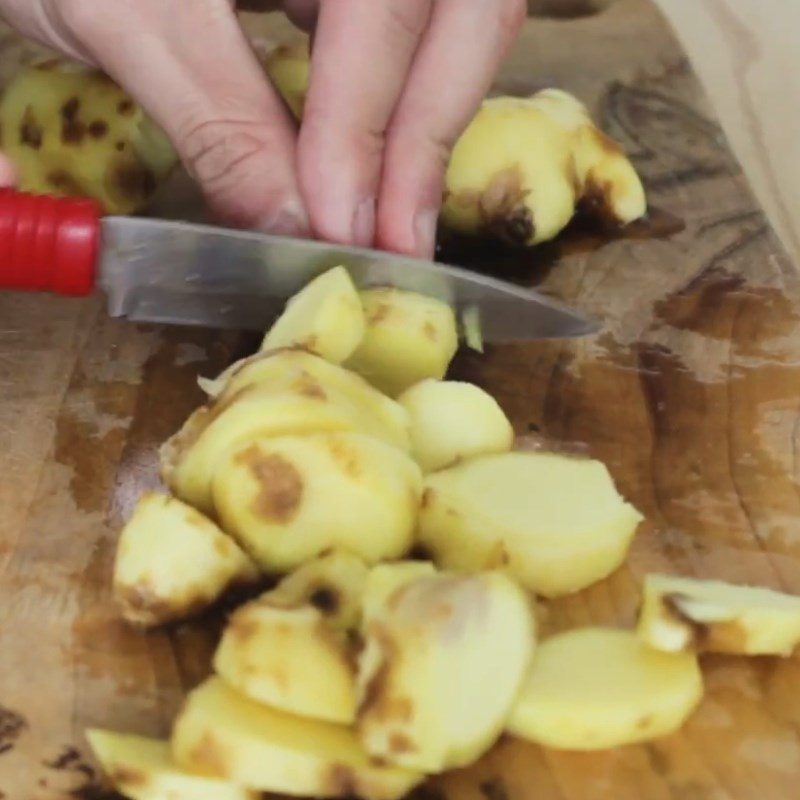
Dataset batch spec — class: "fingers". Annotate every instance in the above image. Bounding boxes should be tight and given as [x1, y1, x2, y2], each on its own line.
[376, 0, 526, 256]
[54, 0, 309, 234]
[0, 155, 17, 188]
[297, 0, 432, 247]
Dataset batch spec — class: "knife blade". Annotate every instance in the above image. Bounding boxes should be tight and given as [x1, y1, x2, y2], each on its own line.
[99, 216, 600, 341]
[0, 190, 600, 341]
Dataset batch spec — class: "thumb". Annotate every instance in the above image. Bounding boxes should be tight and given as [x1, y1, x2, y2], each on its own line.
[53, 0, 309, 234]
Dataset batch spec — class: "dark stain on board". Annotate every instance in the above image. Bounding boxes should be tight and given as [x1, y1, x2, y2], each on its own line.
[0, 706, 26, 756]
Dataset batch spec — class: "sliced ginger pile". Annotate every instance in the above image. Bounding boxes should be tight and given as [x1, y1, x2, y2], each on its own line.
[1, 46, 645, 244]
[87, 266, 800, 799]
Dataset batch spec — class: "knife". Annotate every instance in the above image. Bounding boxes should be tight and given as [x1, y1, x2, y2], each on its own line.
[0, 189, 599, 341]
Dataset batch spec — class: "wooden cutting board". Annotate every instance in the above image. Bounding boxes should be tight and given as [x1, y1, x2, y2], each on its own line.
[3, 2, 800, 798]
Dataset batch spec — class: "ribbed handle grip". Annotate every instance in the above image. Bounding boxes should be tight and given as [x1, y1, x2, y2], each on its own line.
[0, 189, 102, 296]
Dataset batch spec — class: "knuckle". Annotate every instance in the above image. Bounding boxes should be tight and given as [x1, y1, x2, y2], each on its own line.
[301, 112, 385, 163]
[179, 118, 273, 197]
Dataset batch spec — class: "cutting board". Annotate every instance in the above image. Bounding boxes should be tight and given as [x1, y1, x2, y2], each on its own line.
[3, 2, 800, 798]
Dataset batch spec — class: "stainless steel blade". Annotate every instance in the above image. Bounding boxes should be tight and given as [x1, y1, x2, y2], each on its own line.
[99, 217, 600, 341]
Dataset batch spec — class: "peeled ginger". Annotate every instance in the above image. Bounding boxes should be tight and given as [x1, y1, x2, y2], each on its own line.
[398, 379, 513, 472]
[442, 89, 646, 245]
[417, 451, 642, 597]
[113, 493, 258, 627]
[507, 628, 703, 750]
[212, 433, 422, 572]
[260, 266, 365, 364]
[357, 566, 536, 773]
[87, 730, 252, 800]
[638, 574, 800, 656]
[171, 676, 423, 800]
[346, 288, 459, 397]
[213, 552, 368, 724]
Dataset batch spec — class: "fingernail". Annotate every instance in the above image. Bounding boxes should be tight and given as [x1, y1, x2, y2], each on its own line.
[259, 201, 310, 238]
[414, 208, 439, 257]
[352, 198, 376, 247]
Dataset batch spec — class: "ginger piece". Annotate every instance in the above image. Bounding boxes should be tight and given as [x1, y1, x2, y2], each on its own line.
[113, 493, 258, 627]
[442, 89, 646, 245]
[0, 58, 176, 214]
[507, 628, 703, 750]
[417, 451, 642, 598]
[638, 574, 800, 656]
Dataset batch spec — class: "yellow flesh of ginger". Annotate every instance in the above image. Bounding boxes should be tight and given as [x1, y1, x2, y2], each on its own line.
[163, 375, 409, 515]
[261, 267, 365, 364]
[357, 567, 536, 773]
[196, 349, 411, 448]
[398, 379, 514, 472]
[263, 41, 310, 121]
[442, 90, 646, 245]
[171, 676, 423, 799]
[113, 493, 258, 627]
[417, 451, 642, 597]
[87, 730, 255, 800]
[265, 550, 370, 632]
[346, 288, 459, 397]
[507, 627, 703, 750]
[638, 574, 800, 656]
[214, 602, 358, 724]
[212, 433, 422, 572]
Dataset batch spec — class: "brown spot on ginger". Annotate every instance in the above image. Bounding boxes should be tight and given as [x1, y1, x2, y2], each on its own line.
[359, 626, 414, 724]
[89, 120, 109, 139]
[236, 445, 304, 523]
[661, 593, 749, 653]
[310, 585, 340, 614]
[476, 167, 534, 244]
[227, 608, 261, 644]
[327, 438, 362, 479]
[19, 106, 43, 149]
[107, 160, 157, 202]
[323, 764, 358, 797]
[579, 171, 623, 227]
[60, 97, 86, 144]
[368, 303, 392, 326]
[187, 732, 229, 778]
[61, 97, 80, 120]
[117, 99, 136, 116]
[407, 543, 433, 561]
[109, 765, 148, 788]
[47, 169, 84, 196]
[389, 732, 416, 754]
[484, 541, 510, 569]
[212, 535, 234, 558]
[293, 372, 327, 399]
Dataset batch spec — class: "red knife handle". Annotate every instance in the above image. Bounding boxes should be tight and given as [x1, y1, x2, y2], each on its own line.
[0, 189, 102, 296]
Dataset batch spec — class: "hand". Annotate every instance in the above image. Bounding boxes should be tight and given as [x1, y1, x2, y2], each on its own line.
[0, 0, 525, 257]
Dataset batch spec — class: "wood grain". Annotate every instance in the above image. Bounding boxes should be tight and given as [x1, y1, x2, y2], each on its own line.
[2, 1, 800, 798]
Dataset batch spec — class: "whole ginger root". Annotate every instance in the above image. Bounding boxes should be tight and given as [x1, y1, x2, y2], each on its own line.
[442, 89, 647, 245]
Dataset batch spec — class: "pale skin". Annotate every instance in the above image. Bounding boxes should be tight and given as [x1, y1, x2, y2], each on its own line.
[0, 0, 526, 257]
